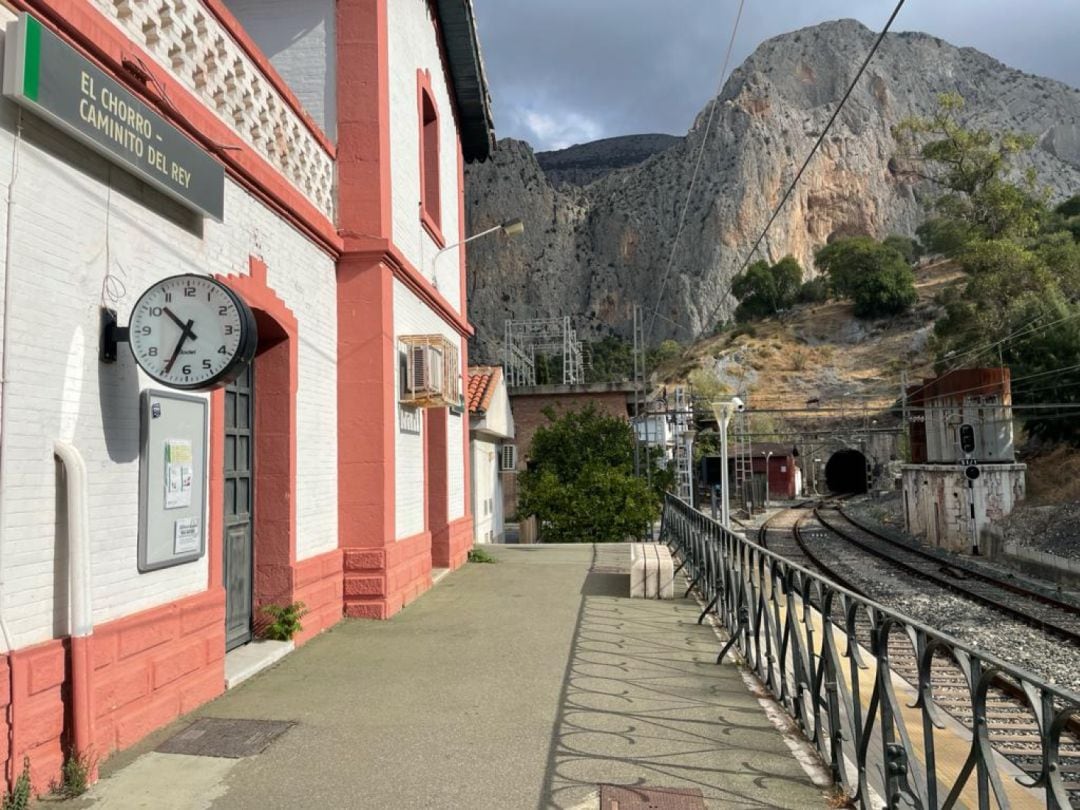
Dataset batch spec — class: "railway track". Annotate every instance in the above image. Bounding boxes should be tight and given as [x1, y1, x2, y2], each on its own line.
[757, 500, 1080, 799]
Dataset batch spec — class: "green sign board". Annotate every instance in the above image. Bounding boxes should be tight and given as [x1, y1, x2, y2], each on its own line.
[3, 13, 225, 220]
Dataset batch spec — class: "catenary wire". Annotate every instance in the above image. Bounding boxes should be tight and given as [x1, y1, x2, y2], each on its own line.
[645, 0, 746, 343]
[693, 0, 908, 340]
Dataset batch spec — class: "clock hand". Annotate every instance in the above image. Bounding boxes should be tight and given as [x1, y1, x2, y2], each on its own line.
[164, 319, 196, 374]
[163, 306, 198, 342]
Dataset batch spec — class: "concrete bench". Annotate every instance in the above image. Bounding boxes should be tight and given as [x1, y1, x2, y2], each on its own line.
[629, 543, 675, 599]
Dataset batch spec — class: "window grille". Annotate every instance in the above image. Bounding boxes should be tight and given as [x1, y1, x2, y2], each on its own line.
[400, 335, 460, 408]
[500, 444, 517, 472]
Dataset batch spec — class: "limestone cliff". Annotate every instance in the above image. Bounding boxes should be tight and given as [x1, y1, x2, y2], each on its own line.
[464, 19, 1080, 358]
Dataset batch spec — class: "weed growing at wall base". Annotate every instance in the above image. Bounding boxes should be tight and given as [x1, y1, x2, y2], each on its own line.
[2, 758, 31, 810]
[261, 602, 307, 641]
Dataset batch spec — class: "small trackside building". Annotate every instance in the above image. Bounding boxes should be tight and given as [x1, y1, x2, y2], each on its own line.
[467, 366, 514, 544]
[0, 0, 493, 792]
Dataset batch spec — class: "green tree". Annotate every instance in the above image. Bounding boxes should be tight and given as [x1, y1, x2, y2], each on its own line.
[518, 406, 660, 542]
[814, 237, 917, 318]
[893, 93, 1043, 242]
[882, 234, 922, 264]
[586, 336, 634, 382]
[730, 255, 803, 321]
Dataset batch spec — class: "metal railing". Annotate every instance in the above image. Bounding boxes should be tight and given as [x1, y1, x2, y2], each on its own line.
[661, 493, 1080, 809]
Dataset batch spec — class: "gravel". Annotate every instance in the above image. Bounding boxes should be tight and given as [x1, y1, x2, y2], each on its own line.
[996, 501, 1080, 561]
[803, 504, 1080, 695]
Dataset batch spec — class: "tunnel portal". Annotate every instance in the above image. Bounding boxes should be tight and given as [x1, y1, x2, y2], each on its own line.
[825, 449, 869, 494]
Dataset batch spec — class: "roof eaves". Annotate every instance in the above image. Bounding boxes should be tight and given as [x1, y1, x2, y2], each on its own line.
[434, 0, 495, 162]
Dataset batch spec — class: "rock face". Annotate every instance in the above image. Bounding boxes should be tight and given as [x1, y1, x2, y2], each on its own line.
[535, 135, 683, 189]
[465, 19, 1080, 358]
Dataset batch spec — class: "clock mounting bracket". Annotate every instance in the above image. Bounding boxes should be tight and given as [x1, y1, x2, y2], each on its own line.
[99, 306, 130, 363]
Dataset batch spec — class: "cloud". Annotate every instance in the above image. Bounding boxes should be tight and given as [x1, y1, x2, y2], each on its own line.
[510, 108, 604, 151]
[473, 0, 1080, 148]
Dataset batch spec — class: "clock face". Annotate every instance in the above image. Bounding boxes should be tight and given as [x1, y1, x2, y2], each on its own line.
[128, 275, 257, 390]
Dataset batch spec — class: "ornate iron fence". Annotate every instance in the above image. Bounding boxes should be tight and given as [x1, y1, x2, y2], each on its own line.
[662, 493, 1080, 809]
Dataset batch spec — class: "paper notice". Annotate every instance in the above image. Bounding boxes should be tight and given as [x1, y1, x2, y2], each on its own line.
[173, 517, 200, 554]
[164, 439, 194, 509]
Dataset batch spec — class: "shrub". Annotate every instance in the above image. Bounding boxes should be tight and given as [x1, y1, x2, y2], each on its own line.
[731, 255, 803, 321]
[797, 276, 829, 303]
[518, 405, 660, 543]
[814, 237, 917, 319]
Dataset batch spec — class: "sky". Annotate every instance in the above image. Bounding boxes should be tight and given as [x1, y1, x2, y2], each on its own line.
[471, 1, 1080, 152]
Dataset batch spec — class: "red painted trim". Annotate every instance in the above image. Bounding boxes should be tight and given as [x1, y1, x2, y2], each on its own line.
[337, 254, 397, 557]
[208, 387, 225, 591]
[337, 0, 392, 241]
[290, 549, 344, 645]
[420, 208, 446, 249]
[348, 241, 473, 337]
[200, 0, 335, 155]
[461, 341, 472, 528]
[216, 258, 301, 625]
[90, 589, 224, 762]
[417, 68, 444, 245]
[11, 0, 342, 257]
[422, 409, 431, 533]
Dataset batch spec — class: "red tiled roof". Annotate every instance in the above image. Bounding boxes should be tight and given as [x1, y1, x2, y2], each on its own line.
[467, 366, 502, 414]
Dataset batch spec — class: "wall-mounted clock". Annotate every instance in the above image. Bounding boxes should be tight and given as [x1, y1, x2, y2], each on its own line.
[124, 274, 258, 390]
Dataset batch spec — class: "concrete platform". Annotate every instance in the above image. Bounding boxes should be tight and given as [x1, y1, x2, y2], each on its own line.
[72, 544, 827, 810]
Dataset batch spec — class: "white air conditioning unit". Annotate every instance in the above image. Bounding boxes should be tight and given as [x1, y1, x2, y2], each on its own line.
[400, 334, 457, 408]
[500, 444, 517, 472]
[409, 344, 444, 399]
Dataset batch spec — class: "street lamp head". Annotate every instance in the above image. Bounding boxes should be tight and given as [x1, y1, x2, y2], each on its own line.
[500, 218, 525, 238]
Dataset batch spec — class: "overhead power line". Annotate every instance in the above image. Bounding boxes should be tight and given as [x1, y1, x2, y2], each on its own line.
[695, 0, 908, 339]
[646, 0, 746, 343]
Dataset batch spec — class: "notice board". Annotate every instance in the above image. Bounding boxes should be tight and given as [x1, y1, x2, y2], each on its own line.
[139, 390, 208, 571]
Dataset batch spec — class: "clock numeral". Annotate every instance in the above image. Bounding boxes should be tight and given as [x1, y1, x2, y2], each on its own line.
[182, 364, 192, 376]
[225, 325, 234, 336]
[140, 326, 151, 336]
[203, 359, 213, 370]
[149, 306, 163, 317]
[218, 306, 229, 316]
[148, 347, 158, 357]
[164, 292, 172, 302]
[184, 286, 196, 298]
[218, 345, 228, 355]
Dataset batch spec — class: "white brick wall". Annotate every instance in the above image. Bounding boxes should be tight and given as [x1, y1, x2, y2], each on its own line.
[392, 278, 467, 540]
[0, 89, 337, 648]
[223, 0, 337, 140]
[387, 0, 463, 312]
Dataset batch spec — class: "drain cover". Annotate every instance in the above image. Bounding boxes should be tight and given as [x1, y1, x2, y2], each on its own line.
[599, 785, 706, 810]
[156, 718, 293, 758]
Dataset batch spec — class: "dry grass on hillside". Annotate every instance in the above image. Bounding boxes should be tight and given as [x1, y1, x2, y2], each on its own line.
[1023, 446, 1080, 505]
[656, 261, 965, 410]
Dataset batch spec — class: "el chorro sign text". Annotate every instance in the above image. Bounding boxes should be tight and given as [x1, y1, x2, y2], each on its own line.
[3, 13, 224, 220]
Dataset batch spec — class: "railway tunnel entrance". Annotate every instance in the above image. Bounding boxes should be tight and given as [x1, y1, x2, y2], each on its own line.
[825, 449, 869, 494]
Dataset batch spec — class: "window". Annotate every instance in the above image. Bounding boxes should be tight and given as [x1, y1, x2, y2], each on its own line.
[500, 445, 518, 472]
[418, 70, 442, 243]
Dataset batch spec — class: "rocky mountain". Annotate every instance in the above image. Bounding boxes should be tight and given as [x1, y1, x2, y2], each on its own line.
[464, 19, 1080, 360]
[535, 134, 682, 188]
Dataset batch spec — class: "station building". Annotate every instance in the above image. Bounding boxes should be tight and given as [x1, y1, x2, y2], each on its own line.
[0, 0, 492, 791]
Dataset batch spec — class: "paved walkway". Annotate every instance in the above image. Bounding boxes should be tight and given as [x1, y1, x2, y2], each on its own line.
[72, 545, 827, 809]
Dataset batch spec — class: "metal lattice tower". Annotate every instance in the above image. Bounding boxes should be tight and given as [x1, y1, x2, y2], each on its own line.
[672, 386, 694, 503]
[503, 317, 585, 387]
[732, 392, 752, 512]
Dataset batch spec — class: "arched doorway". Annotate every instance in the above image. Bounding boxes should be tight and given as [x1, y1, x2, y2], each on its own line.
[216, 259, 298, 649]
[825, 449, 868, 494]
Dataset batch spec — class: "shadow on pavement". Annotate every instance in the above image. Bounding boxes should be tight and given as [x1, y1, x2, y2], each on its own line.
[538, 545, 824, 809]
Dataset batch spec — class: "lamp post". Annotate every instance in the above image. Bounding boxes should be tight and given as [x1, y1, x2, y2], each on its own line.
[431, 218, 525, 293]
[710, 398, 744, 529]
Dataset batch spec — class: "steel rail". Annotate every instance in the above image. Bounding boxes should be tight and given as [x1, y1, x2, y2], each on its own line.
[815, 507, 1080, 647]
[835, 506, 1080, 616]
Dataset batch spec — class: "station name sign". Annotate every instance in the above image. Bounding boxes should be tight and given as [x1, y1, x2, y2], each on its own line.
[3, 14, 224, 220]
